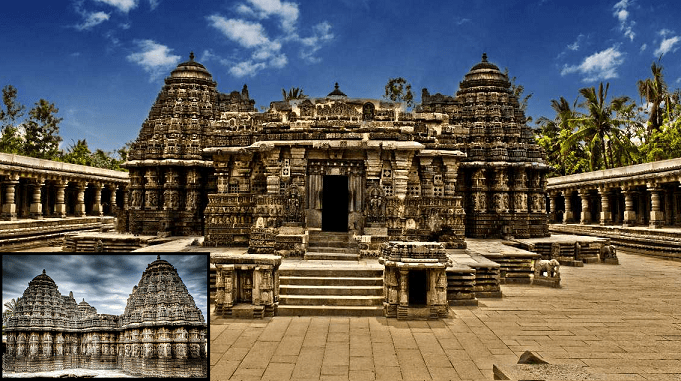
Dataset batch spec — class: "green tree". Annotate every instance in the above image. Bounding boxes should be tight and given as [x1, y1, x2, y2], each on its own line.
[282, 87, 307, 101]
[563, 83, 632, 170]
[383, 77, 414, 108]
[61, 139, 93, 166]
[637, 60, 671, 134]
[115, 140, 134, 163]
[0, 85, 26, 154]
[24, 99, 63, 160]
[504, 68, 533, 116]
[535, 97, 587, 175]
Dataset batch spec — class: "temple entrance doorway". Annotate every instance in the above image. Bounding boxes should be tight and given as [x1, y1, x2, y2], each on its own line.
[408, 270, 428, 306]
[322, 175, 348, 232]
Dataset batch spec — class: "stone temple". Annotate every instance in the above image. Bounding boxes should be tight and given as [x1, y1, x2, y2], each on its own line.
[2, 256, 207, 377]
[119, 53, 548, 251]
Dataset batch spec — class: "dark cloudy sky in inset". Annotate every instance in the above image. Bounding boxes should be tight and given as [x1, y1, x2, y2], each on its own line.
[2, 254, 207, 319]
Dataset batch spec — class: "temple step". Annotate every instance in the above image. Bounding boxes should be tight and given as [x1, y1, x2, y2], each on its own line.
[279, 276, 382, 287]
[279, 285, 383, 296]
[277, 305, 384, 317]
[277, 267, 384, 316]
[279, 294, 383, 306]
[306, 231, 359, 260]
[304, 251, 360, 260]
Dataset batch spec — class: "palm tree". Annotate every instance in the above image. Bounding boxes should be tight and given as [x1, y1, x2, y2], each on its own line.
[536, 96, 583, 175]
[282, 87, 307, 101]
[563, 82, 632, 170]
[637, 60, 671, 134]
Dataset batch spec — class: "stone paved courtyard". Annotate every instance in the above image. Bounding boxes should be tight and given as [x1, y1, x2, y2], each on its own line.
[210, 251, 681, 380]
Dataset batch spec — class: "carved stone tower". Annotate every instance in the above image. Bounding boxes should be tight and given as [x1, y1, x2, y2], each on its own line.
[122, 53, 255, 235]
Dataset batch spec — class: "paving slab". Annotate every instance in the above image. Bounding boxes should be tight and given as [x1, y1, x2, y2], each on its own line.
[210, 250, 681, 380]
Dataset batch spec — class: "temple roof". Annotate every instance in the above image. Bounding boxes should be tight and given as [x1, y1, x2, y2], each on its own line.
[327, 82, 347, 97]
[170, 52, 213, 81]
[458, 53, 511, 94]
[28, 269, 58, 289]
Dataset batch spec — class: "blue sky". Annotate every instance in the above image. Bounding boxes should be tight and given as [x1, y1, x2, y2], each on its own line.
[1, 0, 680, 153]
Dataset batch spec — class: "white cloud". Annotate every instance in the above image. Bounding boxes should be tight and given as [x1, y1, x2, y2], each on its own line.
[613, 0, 635, 41]
[148, 0, 160, 10]
[238, 0, 300, 33]
[127, 40, 181, 80]
[95, 0, 138, 13]
[567, 34, 585, 51]
[654, 35, 681, 56]
[208, 16, 271, 48]
[230, 60, 267, 77]
[76, 11, 110, 30]
[299, 21, 334, 63]
[640, 43, 647, 52]
[561, 45, 625, 82]
[208, 2, 333, 77]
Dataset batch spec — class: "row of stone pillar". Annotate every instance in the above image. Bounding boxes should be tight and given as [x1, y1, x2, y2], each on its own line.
[548, 184, 668, 228]
[1, 176, 125, 220]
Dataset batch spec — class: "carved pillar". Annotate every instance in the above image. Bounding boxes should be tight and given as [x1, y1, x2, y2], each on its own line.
[649, 184, 664, 228]
[623, 187, 637, 226]
[399, 268, 408, 307]
[55, 180, 67, 218]
[92, 183, 103, 216]
[109, 185, 117, 214]
[252, 267, 261, 306]
[675, 188, 681, 225]
[121, 185, 128, 211]
[2, 175, 19, 220]
[664, 187, 673, 226]
[144, 168, 159, 210]
[548, 192, 557, 223]
[442, 157, 459, 197]
[418, 156, 434, 197]
[562, 190, 572, 223]
[578, 190, 590, 224]
[394, 151, 414, 201]
[598, 187, 611, 225]
[471, 168, 487, 213]
[75, 182, 87, 217]
[30, 179, 44, 219]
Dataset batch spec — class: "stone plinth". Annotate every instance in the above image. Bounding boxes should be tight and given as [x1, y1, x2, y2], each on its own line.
[213, 253, 282, 318]
[380, 241, 450, 319]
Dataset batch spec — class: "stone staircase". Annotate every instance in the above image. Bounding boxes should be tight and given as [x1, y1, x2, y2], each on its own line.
[277, 267, 384, 316]
[304, 231, 360, 260]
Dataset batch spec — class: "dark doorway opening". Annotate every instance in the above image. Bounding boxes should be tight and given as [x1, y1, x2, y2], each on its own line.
[236, 269, 253, 303]
[408, 270, 428, 306]
[322, 175, 348, 232]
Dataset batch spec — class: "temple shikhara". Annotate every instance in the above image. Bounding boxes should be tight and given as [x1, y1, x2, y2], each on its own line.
[119, 53, 550, 250]
[2, 256, 207, 377]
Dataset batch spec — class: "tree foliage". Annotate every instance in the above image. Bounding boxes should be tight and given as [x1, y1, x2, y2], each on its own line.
[0, 84, 130, 171]
[282, 87, 306, 101]
[24, 99, 63, 160]
[637, 59, 671, 133]
[0, 85, 26, 154]
[383, 77, 414, 108]
[535, 59, 680, 176]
